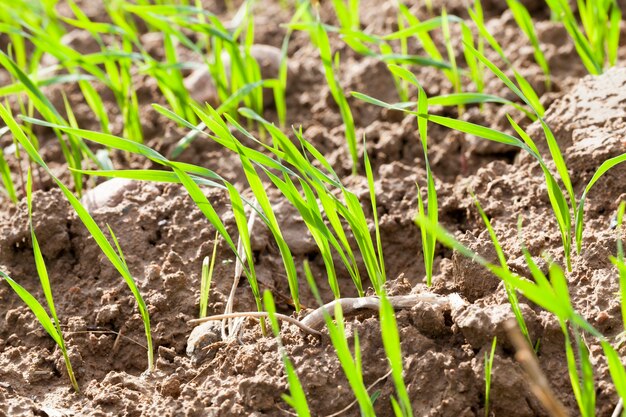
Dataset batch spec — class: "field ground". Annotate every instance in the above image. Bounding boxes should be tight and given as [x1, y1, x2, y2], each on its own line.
[1, 0, 626, 416]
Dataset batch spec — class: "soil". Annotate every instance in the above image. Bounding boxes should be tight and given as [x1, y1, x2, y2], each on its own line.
[1, 0, 626, 416]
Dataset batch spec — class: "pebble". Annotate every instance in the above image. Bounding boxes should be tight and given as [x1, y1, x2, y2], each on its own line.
[81, 178, 137, 212]
[186, 320, 223, 365]
[184, 44, 282, 106]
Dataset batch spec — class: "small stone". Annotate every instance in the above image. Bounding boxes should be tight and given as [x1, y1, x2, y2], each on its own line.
[184, 44, 283, 107]
[61, 30, 101, 55]
[81, 178, 138, 212]
[41, 29, 101, 66]
[186, 320, 223, 365]
[596, 310, 610, 324]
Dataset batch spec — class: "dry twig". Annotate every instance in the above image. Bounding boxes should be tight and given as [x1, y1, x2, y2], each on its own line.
[189, 292, 465, 338]
[189, 311, 322, 337]
[506, 319, 570, 417]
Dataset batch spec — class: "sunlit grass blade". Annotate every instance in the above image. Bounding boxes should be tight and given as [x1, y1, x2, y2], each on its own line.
[575, 153, 626, 253]
[0, 271, 78, 387]
[313, 20, 358, 174]
[423, 114, 521, 148]
[326, 303, 375, 416]
[330, 0, 360, 31]
[383, 15, 453, 41]
[507, 116, 572, 270]
[428, 93, 535, 119]
[484, 337, 496, 417]
[61, 93, 87, 197]
[199, 233, 218, 318]
[350, 91, 410, 112]
[353, 90, 535, 120]
[364, 139, 385, 282]
[506, 0, 551, 89]
[106, 225, 128, 271]
[536, 117, 574, 210]
[578, 333, 596, 416]
[78, 80, 111, 134]
[25, 168, 79, 391]
[303, 263, 374, 416]
[561, 325, 586, 415]
[473, 194, 530, 342]
[440, 8, 461, 111]
[235, 146, 300, 311]
[339, 189, 385, 293]
[379, 293, 412, 416]
[296, 178, 341, 298]
[0, 74, 95, 98]
[0, 103, 154, 371]
[562, 323, 595, 417]
[615, 202, 626, 332]
[0, 127, 17, 203]
[608, 5, 621, 67]
[72, 168, 225, 189]
[513, 70, 545, 116]
[226, 182, 262, 311]
[468, 0, 504, 59]
[263, 290, 311, 416]
[462, 18, 545, 116]
[273, 2, 310, 127]
[601, 340, 626, 404]
[461, 21, 485, 97]
[417, 84, 438, 288]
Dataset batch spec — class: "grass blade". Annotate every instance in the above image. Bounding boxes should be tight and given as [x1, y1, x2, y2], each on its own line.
[263, 290, 311, 416]
[199, 234, 218, 318]
[484, 337, 497, 417]
[575, 153, 626, 253]
[313, 20, 358, 174]
[379, 293, 412, 416]
[473, 194, 530, 342]
[0, 103, 154, 371]
[507, 0, 551, 89]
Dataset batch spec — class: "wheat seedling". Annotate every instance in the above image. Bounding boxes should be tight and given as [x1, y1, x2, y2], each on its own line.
[199, 232, 219, 318]
[1, 169, 79, 391]
[545, 0, 621, 75]
[0, 105, 154, 371]
[263, 290, 311, 416]
[484, 337, 497, 417]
